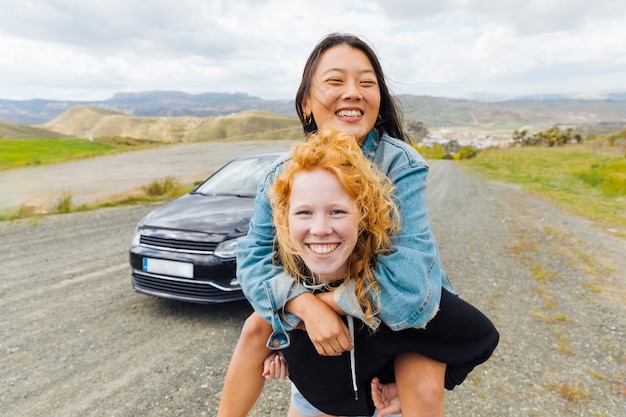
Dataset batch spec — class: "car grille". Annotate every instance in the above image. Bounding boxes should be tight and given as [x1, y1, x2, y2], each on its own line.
[140, 236, 218, 253]
[133, 273, 244, 303]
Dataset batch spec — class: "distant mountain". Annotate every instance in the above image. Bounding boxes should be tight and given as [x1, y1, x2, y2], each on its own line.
[99, 91, 295, 118]
[0, 91, 295, 126]
[0, 90, 625, 135]
[460, 90, 626, 102]
[398, 95, 626, 133]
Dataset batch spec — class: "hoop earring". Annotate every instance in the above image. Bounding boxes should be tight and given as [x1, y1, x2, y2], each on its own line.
[376, 114, 382, 126]
[303, 113, 312, 126]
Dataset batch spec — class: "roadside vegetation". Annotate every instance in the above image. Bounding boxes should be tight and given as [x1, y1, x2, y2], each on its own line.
[461, 130, 626, 235]
[99, 176, 196, 208]
[0, 136, 159, 170]
[414, 142, 478, 160]
[1, 176, 195, 222]
[3, 125, 625, 237]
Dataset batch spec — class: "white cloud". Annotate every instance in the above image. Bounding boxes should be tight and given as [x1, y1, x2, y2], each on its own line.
[0, 0, 624, 101]
[372, 0, 624, 35]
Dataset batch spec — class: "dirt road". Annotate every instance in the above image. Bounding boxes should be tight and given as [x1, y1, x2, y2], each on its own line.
[0, 140, 297, 213]
[1, 142, 624, 417]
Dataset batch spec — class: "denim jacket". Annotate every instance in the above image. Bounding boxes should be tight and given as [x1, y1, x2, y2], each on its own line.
[236, 129, 456, 349]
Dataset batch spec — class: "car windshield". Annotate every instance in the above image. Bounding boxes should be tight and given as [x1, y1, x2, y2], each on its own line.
[193, 155, 278, 197]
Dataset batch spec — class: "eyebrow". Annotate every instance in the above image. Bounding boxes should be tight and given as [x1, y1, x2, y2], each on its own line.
[321, 67, 376, 75]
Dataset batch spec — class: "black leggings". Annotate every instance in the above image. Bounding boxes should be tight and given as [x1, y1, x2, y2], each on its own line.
[282, 289, 499, 416]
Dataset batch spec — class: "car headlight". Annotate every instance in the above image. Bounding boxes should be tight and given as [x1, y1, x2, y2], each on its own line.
[130, 227, 141, 247]
[214, 236, 243, 259]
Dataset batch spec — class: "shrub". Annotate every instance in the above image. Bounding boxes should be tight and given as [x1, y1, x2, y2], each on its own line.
[606, 129, 626, 146]
[603, 172, 626, 197]
[578, 159, 626, 197]
[56, 192, 73, 213]
[455, 146, 478, 160]
[142, 176, 183, 198]
[13, 204, 37, 219]
[414, 143, 451, 159]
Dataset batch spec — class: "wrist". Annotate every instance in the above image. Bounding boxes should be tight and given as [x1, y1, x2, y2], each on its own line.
[316, 291, 345, 315]
[285, 293, 320, 320]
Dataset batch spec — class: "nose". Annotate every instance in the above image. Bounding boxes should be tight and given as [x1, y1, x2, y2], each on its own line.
[342, 80, 362, 100]
[310, 215, 332, 236]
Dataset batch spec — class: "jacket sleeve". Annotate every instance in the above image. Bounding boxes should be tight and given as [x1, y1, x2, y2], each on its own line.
[236, 160, 309, 343]
[335, 142, 454, 330]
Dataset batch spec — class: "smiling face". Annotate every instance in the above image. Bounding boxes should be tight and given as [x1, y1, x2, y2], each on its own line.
[302, 45, 382, 144]
[288, 167, 359, 283]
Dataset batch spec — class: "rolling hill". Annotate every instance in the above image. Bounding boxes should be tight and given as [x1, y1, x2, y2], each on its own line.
[1, 90, 625, 140]
[37, 106, 302, 142]
[0, 119, 69, 139]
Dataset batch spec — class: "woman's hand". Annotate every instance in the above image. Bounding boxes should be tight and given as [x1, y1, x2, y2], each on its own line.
[286, 293, 352, 356]
[262, 352, 289, 380]
[371, 377, 401, 417]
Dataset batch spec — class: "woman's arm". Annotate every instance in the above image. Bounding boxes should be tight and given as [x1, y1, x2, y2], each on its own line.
[335, 137, 455, 330]
[375, 160, 446, 328]
[286, 293, 352, 356]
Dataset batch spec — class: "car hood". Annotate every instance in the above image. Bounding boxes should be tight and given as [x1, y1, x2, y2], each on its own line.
[141, 193, 254, 234]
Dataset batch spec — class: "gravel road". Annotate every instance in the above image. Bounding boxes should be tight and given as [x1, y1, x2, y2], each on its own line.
[0, 140, 297, 213]
[1, 141, 624, 417]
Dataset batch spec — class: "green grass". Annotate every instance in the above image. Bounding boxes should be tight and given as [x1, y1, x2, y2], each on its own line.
[0, 137, 157, 171]
[461, 146, 626, 233]
[4, 139, 626, 234]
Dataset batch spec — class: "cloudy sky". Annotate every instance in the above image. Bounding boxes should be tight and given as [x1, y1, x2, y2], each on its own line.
[1, 0, 624, 102]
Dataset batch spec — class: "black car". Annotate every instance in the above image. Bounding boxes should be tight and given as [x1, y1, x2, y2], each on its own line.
[129, 152, 283, 303]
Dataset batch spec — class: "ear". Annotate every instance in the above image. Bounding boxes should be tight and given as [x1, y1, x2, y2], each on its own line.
[301, 98, 311, 116]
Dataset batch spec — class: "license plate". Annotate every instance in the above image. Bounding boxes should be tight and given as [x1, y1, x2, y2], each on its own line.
[143, 258, 193, 278]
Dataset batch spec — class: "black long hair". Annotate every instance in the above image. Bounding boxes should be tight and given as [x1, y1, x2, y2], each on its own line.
[295, 33, 409, 144]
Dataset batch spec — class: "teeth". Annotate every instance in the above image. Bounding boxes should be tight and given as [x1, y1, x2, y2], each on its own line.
[308, 243, 338, 254]
[336, 110, 362, 117]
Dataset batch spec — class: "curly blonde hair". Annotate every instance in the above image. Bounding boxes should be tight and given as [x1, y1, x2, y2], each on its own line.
[269, 129, 400, 324]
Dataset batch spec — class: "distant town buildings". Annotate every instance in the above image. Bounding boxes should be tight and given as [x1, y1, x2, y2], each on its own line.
[421, 129, 512, 149]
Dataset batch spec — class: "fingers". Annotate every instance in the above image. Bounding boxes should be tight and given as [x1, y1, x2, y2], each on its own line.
[297, 298, 354, 357]
[310, 321, 353, 356]
[339, 324, 354, 351]
[370, 378, 401, 417]
[313, 337, 353, 356]
[261, 355, 274, 378]
[262, 353, 289, 380]
[371, 377, 383, 407]
[275, 352, 288, 378]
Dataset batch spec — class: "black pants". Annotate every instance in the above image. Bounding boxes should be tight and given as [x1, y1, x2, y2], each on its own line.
[282, 289, 499, 416]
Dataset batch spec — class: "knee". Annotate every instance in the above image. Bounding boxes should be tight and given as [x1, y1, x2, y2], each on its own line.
[415, 375, 444, 402]
[410, 376, 444, 417]
[395, 353, 445, 412]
